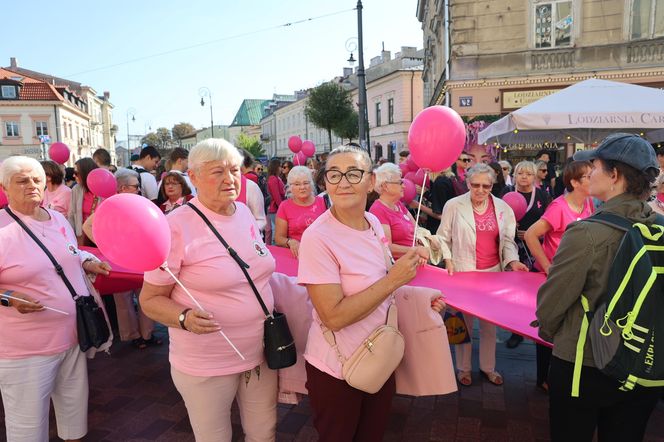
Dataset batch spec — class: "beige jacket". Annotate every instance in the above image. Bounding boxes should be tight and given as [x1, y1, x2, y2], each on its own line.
[436, 193, 519, 272]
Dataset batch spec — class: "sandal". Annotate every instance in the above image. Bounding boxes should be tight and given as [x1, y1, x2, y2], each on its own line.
[456, 371, 472, 386]
[481, 371, 504, 386]
[142, 336, 163, 347]
[538, 381, 549, 393]
[132, 338, 147, 350]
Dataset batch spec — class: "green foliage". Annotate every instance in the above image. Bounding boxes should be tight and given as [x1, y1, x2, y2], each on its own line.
[140, 132, 160, 147]
[236, 132, 265, 157]
[171, 122, 196, 146]
[155, 127, 173, 149]
[305, 82, 354, 151]
[333, 110, 359, 143]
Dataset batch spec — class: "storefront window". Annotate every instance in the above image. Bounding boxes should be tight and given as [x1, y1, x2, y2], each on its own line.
[534, 1, 573, 48]
[631, 0, 664, 39]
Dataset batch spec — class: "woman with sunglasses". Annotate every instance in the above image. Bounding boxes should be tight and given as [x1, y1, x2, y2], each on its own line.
[437, 163, 528, 387]
[266, 158, 285, 244]
[280, 160, 294, 183]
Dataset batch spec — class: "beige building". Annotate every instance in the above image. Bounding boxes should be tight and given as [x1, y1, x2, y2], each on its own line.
[180, 125, 242, 150]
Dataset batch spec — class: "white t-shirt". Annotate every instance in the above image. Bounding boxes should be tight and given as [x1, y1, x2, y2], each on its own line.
[132, 165, 159, 201]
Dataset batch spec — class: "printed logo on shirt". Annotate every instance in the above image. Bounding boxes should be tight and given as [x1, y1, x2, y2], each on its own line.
[67, 244, 79, 256]
[253, 241, 268, 257]
[250, 225, 257, 241]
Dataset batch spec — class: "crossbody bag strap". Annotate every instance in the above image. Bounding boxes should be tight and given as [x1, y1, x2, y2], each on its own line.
[5, 207, 80, 300]
[186, 202, 272, 318]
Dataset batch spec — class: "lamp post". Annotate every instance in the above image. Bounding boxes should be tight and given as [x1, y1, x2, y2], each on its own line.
[355, 0, 370, 157]
[199, 87, 214, 138]
[126, 108, 136, 166]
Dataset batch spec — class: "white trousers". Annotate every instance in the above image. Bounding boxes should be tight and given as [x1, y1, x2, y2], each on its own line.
[0, 345, 88, 442]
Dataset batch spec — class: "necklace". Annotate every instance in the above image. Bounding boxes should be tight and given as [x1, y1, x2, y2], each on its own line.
[472, 199, 488, 214]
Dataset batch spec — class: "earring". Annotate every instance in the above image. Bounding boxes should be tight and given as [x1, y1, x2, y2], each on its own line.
[611, 185, 615, 192]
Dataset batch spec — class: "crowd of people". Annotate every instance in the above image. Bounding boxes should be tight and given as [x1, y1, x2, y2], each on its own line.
[0, 135, 663, 441]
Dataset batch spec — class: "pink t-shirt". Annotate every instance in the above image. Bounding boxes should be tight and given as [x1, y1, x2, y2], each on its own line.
[82, 191, 98, 223]
[276, 196, 327, 242]
[539, 195, 594, 270]
[0, 208, 87, 359]
[474, 199, 500, 270]
[42, 184, 72, 216]
[144, 199, 275, 376]
[369, 199, 415, 247]
[267, 175, 285, 214]
[297, 211, 392, 379]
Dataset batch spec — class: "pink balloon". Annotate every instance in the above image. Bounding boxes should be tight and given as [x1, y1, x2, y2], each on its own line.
[92, 193, 171, 272]
[413, 169, 427, 186]
[0, 188, 7, 208]
[301, 140, 315, 157]
[404, 171, 417, 183]
[503, 191, 528, 222]
[401, 179, 417, 204]
[406, 156, 419, 172]
[408, 106, 466, 172]
[288, 136, 302, 153]
[293, 151, 307, 166]
[399, 162, 409, 175]
[87, 168, 117, 199]
[48, 142, 70, 164]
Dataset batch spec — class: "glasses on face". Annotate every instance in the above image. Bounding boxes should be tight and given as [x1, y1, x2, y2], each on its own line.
[282, 165, 290, 170]
[290, 182, 310, 188]
[502, 167, 509, 171]
[324, 169, 366, 185]
[538, 169, 547, 173]
[460, 158, 472, 163]
[469, 182, 492, 190]
[385, 179, 404, 185]
[124, 184, 140, 190]
[164, 181, 182, 187]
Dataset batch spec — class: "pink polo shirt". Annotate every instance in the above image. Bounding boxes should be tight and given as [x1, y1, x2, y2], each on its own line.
[369, 199, 415, 248]
[0, 208, 86, 359]
[538, 195, 594, 270]
[297, 211, 392, 379]
[276, 196, 327, 242]
[42, 184, 72, 216]
[144, 199, 275, 376]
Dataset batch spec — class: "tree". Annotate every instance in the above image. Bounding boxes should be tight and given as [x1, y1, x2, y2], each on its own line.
[305, 82, 354, 152]
[140, 132, 160, 147]
[155, 127, 173, 149]
[236, 132, 265, 158]
[171, 122, 196, 146]
[333, 110, 359, 143]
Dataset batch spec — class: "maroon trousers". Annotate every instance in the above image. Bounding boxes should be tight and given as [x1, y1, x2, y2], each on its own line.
[305, 362, 395, 442]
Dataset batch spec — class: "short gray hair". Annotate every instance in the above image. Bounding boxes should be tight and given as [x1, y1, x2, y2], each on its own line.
[188, 138, 243, 173]
[465, 163, 496, 183]
[328, 145, 372, 171]
[114, 168, 139, 189]
[286, 165, 315, 198]
[514, 161, 537, 176]
[374, 163, 401, 194]
[0, 156, 45, 189]
[498, 160, 512, 174]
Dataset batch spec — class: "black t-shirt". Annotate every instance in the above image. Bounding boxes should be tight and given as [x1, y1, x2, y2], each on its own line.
[426, 175, 456, 234]
[518, 187, 550, 231]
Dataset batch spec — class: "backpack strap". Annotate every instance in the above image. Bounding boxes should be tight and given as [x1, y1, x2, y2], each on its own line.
[572, 294, 592, 398]
[585, 212, 633, 231]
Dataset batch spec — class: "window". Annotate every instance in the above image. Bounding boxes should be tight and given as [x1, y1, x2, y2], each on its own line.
[375, 102, 382, 127]
[1, 85, 17, 99]
[388, 98, 394, 125]
[631, 0, 664, 39]
[36, 121, 48, 136]
[5, 121, 19, 137]
[534, 1, 573, 48]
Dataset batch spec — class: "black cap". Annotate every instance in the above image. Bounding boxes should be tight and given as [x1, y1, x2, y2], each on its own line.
[573, 133, 659, 174]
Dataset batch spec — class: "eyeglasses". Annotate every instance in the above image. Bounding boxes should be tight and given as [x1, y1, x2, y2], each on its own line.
[502, 167, 509, 171]
[164, 182, 182, 186]
[124, 184, 140, 190]
[290, 182, 311, 187]
[324, 169, 366, 184]
[281, 165, 290, 169]
[385, 179, 404, 185]
[460, 158, 472, 163]
[469, 183, 492, 190]
[538, 169, 548, 173]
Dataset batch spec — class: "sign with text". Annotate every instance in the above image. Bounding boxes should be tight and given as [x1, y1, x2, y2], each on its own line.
[502, 89, 560, 110]
[459, 96, 473, 107]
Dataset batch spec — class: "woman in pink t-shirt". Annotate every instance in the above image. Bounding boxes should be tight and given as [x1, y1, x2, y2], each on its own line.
[524, 160, 593, 392]
[0, 156, 111, 441]
[275, 166, 327, 257]
[298, 146, 444, 442]
[140, 139, 278, 442]
[41, 160, 71, 216]
[67, 158, 102, 246]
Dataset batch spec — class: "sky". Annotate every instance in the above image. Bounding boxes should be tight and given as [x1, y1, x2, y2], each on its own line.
[2, 0, 423, 144]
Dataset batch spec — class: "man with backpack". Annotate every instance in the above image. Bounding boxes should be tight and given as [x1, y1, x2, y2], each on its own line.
[536, 134, 663, 441]
[130, 146, 161, 202]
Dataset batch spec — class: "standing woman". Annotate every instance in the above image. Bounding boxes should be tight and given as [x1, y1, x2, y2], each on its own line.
[41, 160, 72, 216]
[298, 146, 441, 442]
[274, 166, 327, 258]
[67, 158, 101, 246]
[158, 171, 194, 214]
[437, 163, 528, 387]
[266, 158, 285, 244]
[537, 134, 662, 441]
[280, 160, 294, 184]
[0, 156, 111, 442]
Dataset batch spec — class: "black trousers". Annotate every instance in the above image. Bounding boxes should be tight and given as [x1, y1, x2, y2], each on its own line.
[536, 343, 552, 386]
[548, 356, 662, 442]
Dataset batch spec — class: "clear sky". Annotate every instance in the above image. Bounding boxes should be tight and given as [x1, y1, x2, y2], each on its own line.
[2, 0, 423, 143]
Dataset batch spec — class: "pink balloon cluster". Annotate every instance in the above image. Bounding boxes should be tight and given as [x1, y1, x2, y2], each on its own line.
[289, 136, 315, 165]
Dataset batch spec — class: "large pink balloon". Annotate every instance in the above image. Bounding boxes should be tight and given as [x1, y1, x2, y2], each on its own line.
[288, 136, 302, 153]
[0, 188, 7, 208]
[301, 140, 315, 157]
[92, 194, 170, 272]
[293, 151, 307, 166]
[399, 162, 409, 176]
[87, 168, 117, 199]
[413, 169, 426, 186]
[408, 106, 466, 172]
[401, 179, 417, 204]
[49, 142, 70, 164]
[404, 171, 417, 183]
[503, 191, 528, 222]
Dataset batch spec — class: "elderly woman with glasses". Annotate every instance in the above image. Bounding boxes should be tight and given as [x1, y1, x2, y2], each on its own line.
[41, 160, 72, 216]
[369, 163, 433, 263]
[437, 163, 528, 387]
[274, 165, 327, 258]
[158, 171, 194, 214]
[140, 138, 278, 442]
[0, 156, 111, 442]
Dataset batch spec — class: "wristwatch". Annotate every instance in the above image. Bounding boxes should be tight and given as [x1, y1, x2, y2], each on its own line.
[1, 290, 13, 307]
[178, 308, 192, 331]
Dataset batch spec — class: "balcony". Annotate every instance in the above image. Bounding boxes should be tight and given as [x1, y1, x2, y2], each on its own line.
[626, 39, 664, 64]
[530, 49, 575, 71]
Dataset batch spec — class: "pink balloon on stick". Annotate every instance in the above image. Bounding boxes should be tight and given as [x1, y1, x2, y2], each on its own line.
[408, 106, 466, 172]
[502, 191, 528, 221]
[399, 162, 409, 175]
[401, 179, 417, 204]
[92, 193, 171, 272]
[49, 142, 70, 164]
[293, 151, 307, 166]
[406, 156, 419, 172]
[0, 188, 7, 208]
[413, 169, 426, 187]
[301, 140, 315, 157]
[288, 136, 303, 153]
[404, 171, 417, 183]
[87, 168, 117, 199]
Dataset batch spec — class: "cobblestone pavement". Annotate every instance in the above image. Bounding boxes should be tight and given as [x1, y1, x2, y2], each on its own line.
[1, 327, 662, 441]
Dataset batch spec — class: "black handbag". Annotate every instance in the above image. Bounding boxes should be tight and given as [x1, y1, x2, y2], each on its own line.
[187, 203, 297, 369]
[6, 208, 110, 352]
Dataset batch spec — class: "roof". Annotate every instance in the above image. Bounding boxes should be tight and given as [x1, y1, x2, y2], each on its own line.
[0, 68, 63, 101]
[230, 99, 271, 126]
[4, 66, 83, 92]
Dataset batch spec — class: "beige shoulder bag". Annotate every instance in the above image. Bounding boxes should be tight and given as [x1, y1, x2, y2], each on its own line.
[322, 219, 405, 394]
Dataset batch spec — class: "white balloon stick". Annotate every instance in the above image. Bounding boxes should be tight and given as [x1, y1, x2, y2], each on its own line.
[3, 294, 69, 315]
[411, 171, 429, 248]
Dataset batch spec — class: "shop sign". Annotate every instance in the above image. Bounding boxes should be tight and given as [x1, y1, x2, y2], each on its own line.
[502, 89, 560, 110]
[459, 96, 473, 107]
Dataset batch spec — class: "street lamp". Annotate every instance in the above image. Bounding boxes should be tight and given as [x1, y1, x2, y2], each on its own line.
[126, 108, 136, 166]
[199, 87, 214, 138]
[347, 1, 370, 157]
